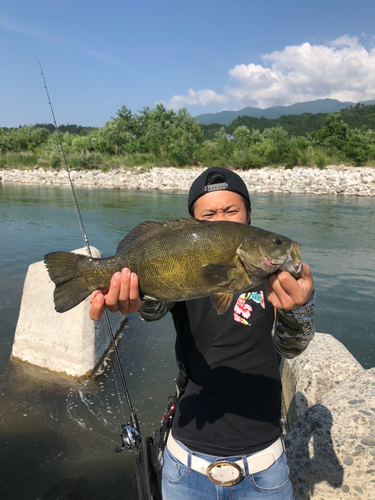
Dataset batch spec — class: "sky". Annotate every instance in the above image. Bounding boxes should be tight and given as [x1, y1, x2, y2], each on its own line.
[1, 0, 375, 128]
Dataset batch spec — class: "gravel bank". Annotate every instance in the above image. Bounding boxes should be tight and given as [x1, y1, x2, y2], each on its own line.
[1, 165, 375, 196]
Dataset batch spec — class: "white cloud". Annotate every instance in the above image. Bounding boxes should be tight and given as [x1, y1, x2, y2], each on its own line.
[248, 36, 375, 106]
[0, 13, 58, 44]
[0, 13, 123, 68]
[79, 47, 122, 67]
[165, 36, 375, 110]
[164, 88, 229, 109]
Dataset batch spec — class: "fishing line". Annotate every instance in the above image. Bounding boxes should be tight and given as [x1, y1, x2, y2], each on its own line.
[38, 61, 141, 445]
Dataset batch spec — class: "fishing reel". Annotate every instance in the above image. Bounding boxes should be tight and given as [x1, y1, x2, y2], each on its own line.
[115, 423, 141, 453]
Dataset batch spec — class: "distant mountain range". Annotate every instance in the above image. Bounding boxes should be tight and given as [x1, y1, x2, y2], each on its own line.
[195, 98, 375, 125]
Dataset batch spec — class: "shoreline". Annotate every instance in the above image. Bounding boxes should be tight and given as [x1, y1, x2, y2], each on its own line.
[1, 165, 375, 196]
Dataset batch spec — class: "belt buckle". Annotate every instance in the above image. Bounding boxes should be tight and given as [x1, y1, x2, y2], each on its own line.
[206, 461, 244, 486]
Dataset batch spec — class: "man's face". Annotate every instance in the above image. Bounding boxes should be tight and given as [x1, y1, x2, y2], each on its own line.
[192, 190, 251, 224]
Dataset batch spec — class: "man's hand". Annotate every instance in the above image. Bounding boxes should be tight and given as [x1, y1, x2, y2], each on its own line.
[89, 268, 144, 321]
[265, 263, 314, 310]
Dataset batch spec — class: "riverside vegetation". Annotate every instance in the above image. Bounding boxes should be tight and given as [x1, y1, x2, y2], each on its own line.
[1, 102, 375, 172]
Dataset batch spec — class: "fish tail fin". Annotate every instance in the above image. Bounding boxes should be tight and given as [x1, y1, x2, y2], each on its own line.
[44, 252, 92, 313]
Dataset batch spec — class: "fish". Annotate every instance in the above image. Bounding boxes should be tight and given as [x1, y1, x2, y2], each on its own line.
[44, 217, 302, 315]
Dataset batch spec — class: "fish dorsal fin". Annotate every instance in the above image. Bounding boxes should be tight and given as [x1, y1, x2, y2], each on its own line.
[116, 221, 163, 254]
[211, 293, 234, 315]
[158, 217, 203, 228]
[116, 218, 202, 254]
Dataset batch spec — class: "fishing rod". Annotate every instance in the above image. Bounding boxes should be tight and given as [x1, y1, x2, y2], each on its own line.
[38, 61, 141, 452]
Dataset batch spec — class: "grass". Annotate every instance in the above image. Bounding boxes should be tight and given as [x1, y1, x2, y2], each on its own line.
[0, 152, 41, 169]
[1, 150, 374, 172]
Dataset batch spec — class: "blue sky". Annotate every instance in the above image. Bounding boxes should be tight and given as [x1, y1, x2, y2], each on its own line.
[1, 0, 375, 128]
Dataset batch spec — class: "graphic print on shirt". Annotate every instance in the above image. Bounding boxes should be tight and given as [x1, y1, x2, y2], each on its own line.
[233, 291, 265, 326]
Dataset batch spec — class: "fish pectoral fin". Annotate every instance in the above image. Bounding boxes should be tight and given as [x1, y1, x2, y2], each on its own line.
[142, 293, 159, 301]
[200, 263, 238, 286]
[211, 293, 234, 315]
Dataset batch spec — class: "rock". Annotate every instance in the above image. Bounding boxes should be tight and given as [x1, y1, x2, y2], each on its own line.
[284, 368, 375, 499]
[281, 332, 375, 498]
[282, 333, 364, 429]
[1, 166, 375, 197]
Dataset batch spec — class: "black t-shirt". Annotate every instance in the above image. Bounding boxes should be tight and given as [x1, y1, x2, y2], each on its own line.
[170, 282, 282, 456]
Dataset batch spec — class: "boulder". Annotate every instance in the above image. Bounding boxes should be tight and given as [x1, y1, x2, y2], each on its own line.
[11, 247, 125, 378]
[284, 368, 375, 499]
[282, 332, 363, 429]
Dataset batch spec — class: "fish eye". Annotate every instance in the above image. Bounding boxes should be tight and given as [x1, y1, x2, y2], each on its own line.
[273, 238, 282, 245]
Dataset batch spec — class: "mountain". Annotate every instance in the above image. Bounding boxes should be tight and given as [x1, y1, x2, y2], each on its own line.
[195, 99, 375, 125]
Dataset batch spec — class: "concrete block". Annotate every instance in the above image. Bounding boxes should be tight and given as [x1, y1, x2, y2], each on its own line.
[284, 367, 375, 500]
[282, 332, 363, 429]
[11, 247, 125, 378]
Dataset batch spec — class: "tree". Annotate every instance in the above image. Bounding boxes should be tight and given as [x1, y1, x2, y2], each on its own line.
[167, 108, 203, 165]
[112, 106, 140, 137]
[233, 126, 252, 148]
[100, 117, 138, 154]
[1, 126, 50, 152]
[262, 127, 290, 164]
[136, 104, 203, 164]
[312, 114, 348, 150]
[343, 129, 370, 165]
[0, 128, 11, 153]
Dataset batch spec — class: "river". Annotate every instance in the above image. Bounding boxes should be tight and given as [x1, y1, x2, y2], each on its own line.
[0, 184, 374, 499]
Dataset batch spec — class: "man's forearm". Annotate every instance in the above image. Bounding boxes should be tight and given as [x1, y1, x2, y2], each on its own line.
[272, 289, 316, 358]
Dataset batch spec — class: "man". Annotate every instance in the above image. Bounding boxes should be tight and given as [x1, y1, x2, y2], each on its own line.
[90, 167, 315, 499]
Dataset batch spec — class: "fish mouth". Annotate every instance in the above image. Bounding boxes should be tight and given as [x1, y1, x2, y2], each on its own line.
[264, 254, 302, 278]
[264, 241, 302, 278]
[263, 254, 285, 269]
[289, 261, 302, 277]
[264, 255, 276, 268]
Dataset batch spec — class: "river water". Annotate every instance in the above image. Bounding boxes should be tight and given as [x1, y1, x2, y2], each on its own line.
[0, 184, 374, 500]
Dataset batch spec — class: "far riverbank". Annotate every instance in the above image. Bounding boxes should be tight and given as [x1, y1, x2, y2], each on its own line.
[1, 165, 375, 196]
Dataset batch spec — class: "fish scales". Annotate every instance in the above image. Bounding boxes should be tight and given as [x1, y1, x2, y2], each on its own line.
[44, 218, 302, 314]
[121, 220, 247, 300]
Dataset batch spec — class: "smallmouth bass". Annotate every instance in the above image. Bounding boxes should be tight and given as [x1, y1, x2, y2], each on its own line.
[44, 217, 302, 314]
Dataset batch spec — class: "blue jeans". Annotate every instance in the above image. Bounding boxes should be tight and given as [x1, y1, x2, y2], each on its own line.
[162, 438, 294, 500]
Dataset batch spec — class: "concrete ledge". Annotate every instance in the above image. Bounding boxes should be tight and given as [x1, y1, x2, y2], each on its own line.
[284, 368, 375, 499]
[282, 332, 363, 430]
[11, 247, 125, 378]
[282, 332, 375, 499]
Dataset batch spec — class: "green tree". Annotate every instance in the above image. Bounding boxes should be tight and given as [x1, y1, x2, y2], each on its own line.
[312, 114, 348, 150]
[343, 129, 370, 165]
[135, 104, 202, 164]
[100, 119, 138, 154]
[113, 106, 140, 136]
[262, 127, 290, 164]
[215, 127, 235, 158]
[167, 108, 203, 165]
[0, 128, 11, 153]
[232, 126, 252, 148]
[4, 126, 50, 152]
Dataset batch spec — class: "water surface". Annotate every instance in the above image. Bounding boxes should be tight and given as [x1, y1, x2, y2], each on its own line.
[0, 184, 374, 499]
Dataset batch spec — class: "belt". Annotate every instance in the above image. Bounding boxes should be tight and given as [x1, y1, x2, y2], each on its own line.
[166, 433, 284, 487]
